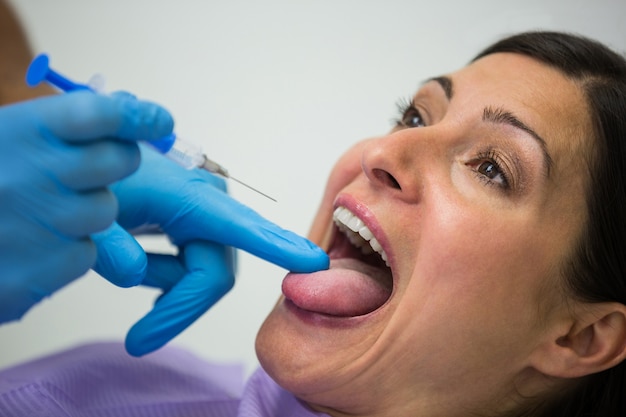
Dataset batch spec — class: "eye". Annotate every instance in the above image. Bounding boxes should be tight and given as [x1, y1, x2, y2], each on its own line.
[394, 97, 426, 129]
[478, 161, 504, 182]
[471, 150, 511, 190]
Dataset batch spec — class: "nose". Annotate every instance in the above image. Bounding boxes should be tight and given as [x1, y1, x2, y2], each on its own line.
[361, 128, 435, 201]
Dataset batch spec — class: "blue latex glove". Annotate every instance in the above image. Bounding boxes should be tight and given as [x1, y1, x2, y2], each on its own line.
[0, 92, 173, 323]
[96, 145, 329, 356]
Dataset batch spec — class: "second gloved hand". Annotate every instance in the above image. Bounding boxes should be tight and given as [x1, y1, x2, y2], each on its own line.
[0, 92, 173, 323]
[95, 145, 329, 356]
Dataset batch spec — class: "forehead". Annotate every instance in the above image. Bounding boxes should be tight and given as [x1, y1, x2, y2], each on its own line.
[445, 53, 593, 184]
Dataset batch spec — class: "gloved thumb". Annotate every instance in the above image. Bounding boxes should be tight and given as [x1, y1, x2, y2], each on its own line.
[92, 222, 147, 287]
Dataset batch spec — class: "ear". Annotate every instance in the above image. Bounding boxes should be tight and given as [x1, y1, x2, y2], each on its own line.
[531, 302, 626, 379]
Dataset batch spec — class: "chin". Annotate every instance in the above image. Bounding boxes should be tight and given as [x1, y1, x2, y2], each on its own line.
[255, 192, 399, 401]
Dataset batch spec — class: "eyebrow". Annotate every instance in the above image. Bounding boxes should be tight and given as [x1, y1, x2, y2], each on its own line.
[427, 75, 553, 176]
[428, 76, 453, 100]
[482, 106, 553, 176]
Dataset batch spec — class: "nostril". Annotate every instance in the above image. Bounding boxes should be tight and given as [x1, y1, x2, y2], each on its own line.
[372, 168, 401, 190]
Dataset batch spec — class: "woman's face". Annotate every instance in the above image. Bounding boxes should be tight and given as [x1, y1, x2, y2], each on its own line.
[256, 53, 593, 416]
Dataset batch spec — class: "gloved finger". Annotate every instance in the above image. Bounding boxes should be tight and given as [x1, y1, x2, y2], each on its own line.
[34, 91, 173, 143]
[49, 139, 141, 191]
[125, 241, 235, 356]
[173, 189, 328, 273]
[194, 167, 228, 191]
[108, 91, 137, 101]
[0, 235, 96, 322]
[140, 253, 187, 292]
[12, 179, 118, 238]
[231, 218, 328, 273]
[91, 222, 147, 287]
[0, 227, 97, 288]
[112, 145, 328, 273]
[140, 248, 238, 291]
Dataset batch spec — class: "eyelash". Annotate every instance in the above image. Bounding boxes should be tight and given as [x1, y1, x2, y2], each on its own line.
[393, 97, 425, 128]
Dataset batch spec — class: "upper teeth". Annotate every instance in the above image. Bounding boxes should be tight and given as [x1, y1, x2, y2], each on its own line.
[333, 206, 389, 266]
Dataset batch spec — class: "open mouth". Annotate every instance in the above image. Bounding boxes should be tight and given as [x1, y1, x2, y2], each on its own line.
[282, 206, 393, 317]
[331, 206, 390, 268]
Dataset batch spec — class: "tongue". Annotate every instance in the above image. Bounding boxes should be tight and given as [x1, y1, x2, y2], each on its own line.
[282, 258, 391, 316]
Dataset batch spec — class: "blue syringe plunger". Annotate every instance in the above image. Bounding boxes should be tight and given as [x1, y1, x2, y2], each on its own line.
[26, 54, 91, 92]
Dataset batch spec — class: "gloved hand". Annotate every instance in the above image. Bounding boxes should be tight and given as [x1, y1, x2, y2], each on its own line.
[0, 91, 173, 323]
[95, 145, 329, 356]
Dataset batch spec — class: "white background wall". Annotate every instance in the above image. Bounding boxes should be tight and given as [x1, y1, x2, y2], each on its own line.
[1, 0, 625, 375]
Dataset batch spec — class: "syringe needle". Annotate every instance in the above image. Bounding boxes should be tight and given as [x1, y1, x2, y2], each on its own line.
[228, 175, 278, 202]
[200, 155, 277, 202]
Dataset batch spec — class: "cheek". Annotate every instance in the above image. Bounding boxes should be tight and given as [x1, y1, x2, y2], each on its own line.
[408, 201, 554, 329]
[383, 212, 556, 380]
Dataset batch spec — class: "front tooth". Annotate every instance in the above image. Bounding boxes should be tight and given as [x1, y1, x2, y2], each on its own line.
[358, 226, 373, 241]
[338, 208, 352, 225]
[369, 237, 382, 253]
[347, 216, 364, 232]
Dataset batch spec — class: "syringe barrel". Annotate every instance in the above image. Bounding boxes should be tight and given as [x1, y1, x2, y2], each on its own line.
[160, 135, 205, 170]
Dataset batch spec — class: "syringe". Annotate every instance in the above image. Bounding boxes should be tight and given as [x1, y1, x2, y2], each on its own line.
[25, 54, 276, 202]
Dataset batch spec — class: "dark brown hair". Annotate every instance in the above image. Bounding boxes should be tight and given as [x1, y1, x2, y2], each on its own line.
[474, 31, 626, 417]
